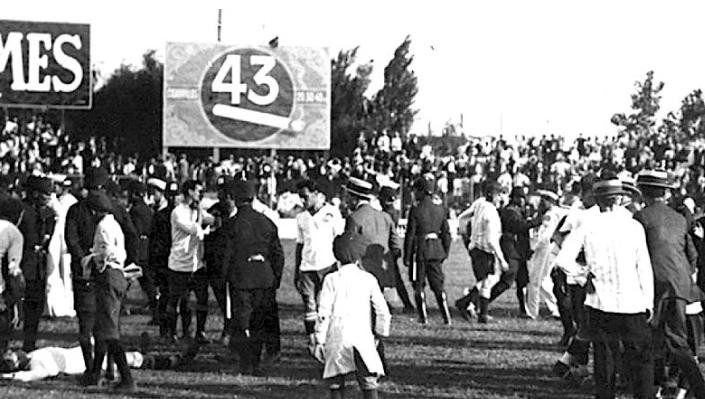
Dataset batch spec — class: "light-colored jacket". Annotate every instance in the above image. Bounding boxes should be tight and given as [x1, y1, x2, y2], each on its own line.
[315, 263, 391, 379]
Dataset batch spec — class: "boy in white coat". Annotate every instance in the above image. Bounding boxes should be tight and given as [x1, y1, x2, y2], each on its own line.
[314, 230, 391, 399]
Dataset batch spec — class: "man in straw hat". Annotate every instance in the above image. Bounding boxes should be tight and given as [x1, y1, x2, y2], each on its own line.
[556, 178, 654, 399]
[343, 177, 402, 292]
[635, 170, 705, 398]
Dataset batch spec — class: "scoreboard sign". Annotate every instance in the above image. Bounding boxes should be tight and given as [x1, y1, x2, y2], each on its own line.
[164, 42, 330, 149]
[0, 20, 91, 109]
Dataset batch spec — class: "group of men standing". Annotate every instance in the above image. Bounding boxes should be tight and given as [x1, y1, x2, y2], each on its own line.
[456, 168, 705, 399]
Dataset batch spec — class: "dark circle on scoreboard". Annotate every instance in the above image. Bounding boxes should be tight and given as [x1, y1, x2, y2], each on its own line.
[201, 48, 294, 142]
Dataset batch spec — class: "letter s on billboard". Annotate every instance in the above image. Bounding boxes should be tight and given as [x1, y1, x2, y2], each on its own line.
[0, 20, 91, 109]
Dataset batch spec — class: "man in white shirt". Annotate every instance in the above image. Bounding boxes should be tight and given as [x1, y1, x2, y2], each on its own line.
[294, 179, 345, 352]
[555, 179, 654, 399]
[166, 180, 211, 343]
[454, 180, 509, 323]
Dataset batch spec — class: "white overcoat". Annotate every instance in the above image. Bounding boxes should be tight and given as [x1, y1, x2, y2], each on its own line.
[315, 263, 391, 379]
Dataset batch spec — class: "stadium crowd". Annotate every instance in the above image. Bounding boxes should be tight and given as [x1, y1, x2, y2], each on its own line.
[3, 111, 705, 398]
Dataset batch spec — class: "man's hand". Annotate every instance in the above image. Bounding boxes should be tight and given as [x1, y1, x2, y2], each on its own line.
[312, 343, 325, 364]
[694, 224, 704, 239]
[499, 258, 509, 272]
[11, 304, 20, 329]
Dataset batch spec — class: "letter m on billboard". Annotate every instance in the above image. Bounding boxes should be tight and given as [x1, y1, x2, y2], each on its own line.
[0, 20, 91, 109]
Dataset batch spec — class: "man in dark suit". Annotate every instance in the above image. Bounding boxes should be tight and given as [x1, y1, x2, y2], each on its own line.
[65, 167, 139, 376]
[19, 176, 57, 352]
[147, 179, 177, 337]
[404, 177, 452, 325]
[379, 185, 414, 314]
[635, 170, 705, 398]
[220, 179, 284, 375]
[344, 177, 402, 291]
[492, 187, 541, 315]
[128, 181, 156, 319]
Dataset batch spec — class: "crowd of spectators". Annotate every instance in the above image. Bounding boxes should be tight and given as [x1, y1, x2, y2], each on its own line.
[4, 112, 705, 218]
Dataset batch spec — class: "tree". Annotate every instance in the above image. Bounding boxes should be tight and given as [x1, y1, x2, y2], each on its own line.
[610, 71, 664, 137]
[69, 50, 163, 157]
[679, 89, 705, 139]
[330, 47, 373, 157]
[369, 35, 418, 137]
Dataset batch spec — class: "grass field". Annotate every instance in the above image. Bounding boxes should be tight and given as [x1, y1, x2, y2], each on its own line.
[0, 239, 596, 398]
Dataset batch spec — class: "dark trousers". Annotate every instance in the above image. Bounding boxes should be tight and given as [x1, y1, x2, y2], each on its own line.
[488, 258, 520, 303]
[654, 299, 705, 399]
[552, 268, 576, 337]
[391, 258, 413, 309]
[209, 272, 230, 335]
[73, 278, 96, 371]
[676, 311, 704, 390]
[412, 259, 445, 295]
[166, 268, 209, 337]
[138, 264, 158, 309]
[23, 278, 46, 352]
[567, 284, 590, 365]
[155, 267, 169, 335]
[588, 308, 654, 399]
[229, 287, 278, 373]
[0, 307, 11, 353]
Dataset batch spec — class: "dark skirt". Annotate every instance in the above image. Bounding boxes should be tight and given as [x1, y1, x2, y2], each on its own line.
[94, 268, 127, 340]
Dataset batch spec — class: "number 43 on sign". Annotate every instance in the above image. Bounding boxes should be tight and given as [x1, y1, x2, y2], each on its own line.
[211, 54, 279, 106]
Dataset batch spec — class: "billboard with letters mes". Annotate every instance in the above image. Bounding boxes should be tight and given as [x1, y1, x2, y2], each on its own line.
[164, 42, 330, 150]
[0, 20, 91, 109]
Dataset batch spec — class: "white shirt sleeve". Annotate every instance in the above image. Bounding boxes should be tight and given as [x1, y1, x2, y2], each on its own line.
[172, 206, 202, 237]
[370, 277, 391, 337]
[555, 224, 587, 281]
[633, 223, 654, 312]
[296, 213, 305, 244]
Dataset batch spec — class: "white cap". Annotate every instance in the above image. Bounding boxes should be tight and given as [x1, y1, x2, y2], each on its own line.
[147, 177, 167, 191]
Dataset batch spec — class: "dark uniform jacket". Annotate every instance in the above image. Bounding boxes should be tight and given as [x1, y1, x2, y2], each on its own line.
[220, 204, 284, 290]
[19, 201, 57, 281]
[403, 196, 451, 265]
[635, 202, 701, 302]
[499, 204, 538, 261]
[148, 202, 174, 271]
[65, 192, 139, 279]
[130, 199, 153, 265]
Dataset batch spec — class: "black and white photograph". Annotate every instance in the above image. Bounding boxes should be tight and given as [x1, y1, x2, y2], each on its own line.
[1, 1, 705, 398]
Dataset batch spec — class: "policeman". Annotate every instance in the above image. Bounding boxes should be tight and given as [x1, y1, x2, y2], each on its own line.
[20, 176, 57, 352]
[220, 179, 284, 375]
[403, 176, 452, 325]
[147, 178, 178, 337]
[127, 180, 156, 318]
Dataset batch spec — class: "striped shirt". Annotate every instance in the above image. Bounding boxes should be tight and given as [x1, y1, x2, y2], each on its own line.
[555, 209, 653, 314]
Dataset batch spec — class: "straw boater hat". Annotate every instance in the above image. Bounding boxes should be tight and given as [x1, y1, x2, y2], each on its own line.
[620, 176, 641, 197]
[345, 176, 375, 199]
[536, 189, 559, 203]
[635, 170, 674, 189]
[147, 177, 167, 192]
[592, 179, 629, 198]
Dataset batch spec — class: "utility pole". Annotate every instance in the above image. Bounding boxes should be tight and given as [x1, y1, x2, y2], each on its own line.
[213, 9, 222, 163]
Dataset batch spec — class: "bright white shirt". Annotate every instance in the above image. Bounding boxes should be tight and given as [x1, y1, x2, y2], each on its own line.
[92, 214, 126, 273]
[558, 202, 600, 284]
[1, 346, 143, 382]
[555, 209, 653, 314]
[467, 197, 501, 256]
[296, 204, 344, 272]
[0, 220, 23, 294]
[168, 202, 205, 273]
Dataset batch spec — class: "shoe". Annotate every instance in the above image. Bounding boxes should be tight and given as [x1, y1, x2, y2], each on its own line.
[552, 361, 571, 379]
[140, 332, 152, 353]
[79, 372, 103, 387]
[195, 332, 211, 345]
[477, 314, 493, 324]
[112, 379, 137, 393]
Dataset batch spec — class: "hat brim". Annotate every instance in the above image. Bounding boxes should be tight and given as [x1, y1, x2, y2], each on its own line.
[344, 186, 374, 199]
[594, 189, 630, 197]
[636, 182, 674, 189]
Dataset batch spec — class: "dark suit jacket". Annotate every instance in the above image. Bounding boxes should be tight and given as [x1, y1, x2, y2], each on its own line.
[148, 203, 174, 270]
[403, 196, 451, 265]
[19, 201, 57, 281]
[635, 202, 700, 302]
[500, 205, 538, 261]
[346, 203, 402, 288]
[130, 199, 153, 264]
[220, 204, 284, 290]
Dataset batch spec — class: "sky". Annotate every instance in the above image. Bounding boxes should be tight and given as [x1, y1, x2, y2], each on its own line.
[4, 0, 705, 138]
